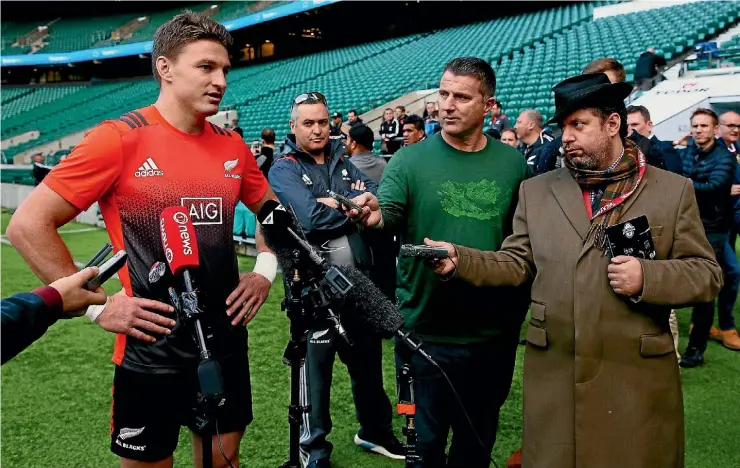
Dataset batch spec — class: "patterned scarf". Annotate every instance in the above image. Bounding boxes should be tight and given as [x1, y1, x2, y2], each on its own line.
[565, 138, 646, 250]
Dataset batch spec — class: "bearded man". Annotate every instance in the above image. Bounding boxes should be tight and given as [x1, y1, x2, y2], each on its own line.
[420, 73, 722, 468]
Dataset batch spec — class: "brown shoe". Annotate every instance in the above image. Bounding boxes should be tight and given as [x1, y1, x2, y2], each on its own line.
[721, 329, 740, 351]
[710, 326, 723, 342]
[506, 448, 522, 468]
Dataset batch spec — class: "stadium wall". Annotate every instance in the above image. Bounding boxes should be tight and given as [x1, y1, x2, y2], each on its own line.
[593, 0, 701, 19]
[0, 182, 100, 225]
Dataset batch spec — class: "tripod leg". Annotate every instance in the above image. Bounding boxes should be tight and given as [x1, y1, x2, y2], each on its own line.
[201, 430, 213, 468]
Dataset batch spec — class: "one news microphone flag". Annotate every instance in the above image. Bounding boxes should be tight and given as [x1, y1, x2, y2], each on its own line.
[159, 206, 200, 288]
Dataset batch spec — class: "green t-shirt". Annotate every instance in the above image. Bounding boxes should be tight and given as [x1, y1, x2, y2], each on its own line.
[379, 133, 530, 344]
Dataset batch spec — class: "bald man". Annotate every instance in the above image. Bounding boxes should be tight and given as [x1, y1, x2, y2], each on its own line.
[515, 109, 553, 174]
[720, 111, 739, 158]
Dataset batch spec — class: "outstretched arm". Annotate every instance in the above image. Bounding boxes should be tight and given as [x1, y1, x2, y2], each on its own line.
[426, 183, 535, 287]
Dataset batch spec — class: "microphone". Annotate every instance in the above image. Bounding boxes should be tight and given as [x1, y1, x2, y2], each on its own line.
[256, 199, 434, 361]
[333, 264, 435, 364]
[159, 206, 200, 293]
[257, 199, 326, 270]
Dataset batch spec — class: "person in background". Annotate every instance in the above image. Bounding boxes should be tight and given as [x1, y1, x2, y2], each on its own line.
[500, 128, 519, 150]
[330, 112, 345, 141]
[347, 109, 364, 128]
[680, 108, 739, 366]
[31, 153, 52, 185]
[347, 125, 386, 184]
[2, 267, 107, 364]
[258, 127, 276, 180]
[423, 101, 436, 119]
[635, 47, 666, 91]
[424, 103, 441, 137]
[394, 105, 408, 128]
[719, 110, 739, 158]
[489, 101, 512, 135]
[515, 109, 553, 172]
[346, 124, 397, 302]
[231, 118, 243, 137]
[626, 105, 682, 173]
[402, 114, 426, 146]
[379, 108, 401, 155]
[720, 111, 740, 255]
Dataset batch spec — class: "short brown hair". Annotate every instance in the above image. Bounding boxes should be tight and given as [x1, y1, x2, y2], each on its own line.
[501, 128, 518, 140]
[582, 58, 626, 83]
[691, 107, 719, 126]
[152, 11, 233, 84]
[626, 105, 651, 123]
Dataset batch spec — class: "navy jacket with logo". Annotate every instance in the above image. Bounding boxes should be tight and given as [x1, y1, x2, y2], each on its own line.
[680, 140, 736, 234]
[268, 136, 378, 247]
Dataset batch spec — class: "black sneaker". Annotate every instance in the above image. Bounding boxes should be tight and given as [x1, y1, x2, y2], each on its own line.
[679, 346, 705, 368]
[354, 433, 405, 460]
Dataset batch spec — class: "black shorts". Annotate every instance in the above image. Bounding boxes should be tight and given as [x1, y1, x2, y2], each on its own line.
[110, 355, 253, 462]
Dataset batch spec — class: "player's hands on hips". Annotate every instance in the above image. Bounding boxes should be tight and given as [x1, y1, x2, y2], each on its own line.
[345, 192, 381, 227]
[226, 272, 271, 326]
[423, 238, 458, 276]
[97, 291, 176, 343]
[50, 267, 107, 316]
[607, 256, 644, 297]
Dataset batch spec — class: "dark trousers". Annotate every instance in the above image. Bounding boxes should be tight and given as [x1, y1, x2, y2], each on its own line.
[689, 232, 740, 350]
[299, 318, 394, 465]
[395, 334, 519, 468]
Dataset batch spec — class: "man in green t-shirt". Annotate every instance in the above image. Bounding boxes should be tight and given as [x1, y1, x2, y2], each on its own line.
[348, 57, 529, 467]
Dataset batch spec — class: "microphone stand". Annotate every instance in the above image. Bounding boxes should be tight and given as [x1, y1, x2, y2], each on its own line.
[170, 272, 225, 468]
[281, 250, 311, 468]
[397, 363, 421, 467]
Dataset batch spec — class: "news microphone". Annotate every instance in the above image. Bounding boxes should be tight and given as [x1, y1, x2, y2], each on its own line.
[159, 206, 200, 293]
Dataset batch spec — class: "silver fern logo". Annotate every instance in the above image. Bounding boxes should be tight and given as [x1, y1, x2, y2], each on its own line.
[119, 427, 145, 440]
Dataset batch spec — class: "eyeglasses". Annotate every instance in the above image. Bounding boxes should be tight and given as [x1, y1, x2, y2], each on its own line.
[720, 123, 740, 130]
[291, 92, 327, 110]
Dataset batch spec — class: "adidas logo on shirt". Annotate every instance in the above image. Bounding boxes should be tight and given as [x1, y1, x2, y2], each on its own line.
[134, 158, 164, 178]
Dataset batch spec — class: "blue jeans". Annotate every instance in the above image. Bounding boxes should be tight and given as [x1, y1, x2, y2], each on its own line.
[718, 237, 740, 330]
[395, 334, 519, 468]
[690, 232, 740, 350]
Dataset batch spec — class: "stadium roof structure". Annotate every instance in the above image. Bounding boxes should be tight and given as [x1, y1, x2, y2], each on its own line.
[0, 0, 341, 67]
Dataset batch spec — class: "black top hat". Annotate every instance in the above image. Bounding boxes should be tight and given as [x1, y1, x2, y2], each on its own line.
[547, 73, 633, 125]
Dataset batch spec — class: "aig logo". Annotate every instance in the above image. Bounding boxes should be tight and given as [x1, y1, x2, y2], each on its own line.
[180, 197, 223, 225]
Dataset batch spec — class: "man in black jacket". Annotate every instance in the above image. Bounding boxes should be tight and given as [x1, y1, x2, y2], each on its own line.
[268, 92, 403, 467]
[330, 112, 345, 141]
[680, 108, 737, 367]
[626, 105, 683, 173]
[2, 267, 106, 364]
[379, 108, 401, 154]
[515, 109, 553, 173]
[635, 48, 667, 91]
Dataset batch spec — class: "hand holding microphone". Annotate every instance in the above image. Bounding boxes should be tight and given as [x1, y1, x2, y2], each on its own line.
[50, 267, 107, 316]
[82, 243, 176, 342]
[422, 238, 458, 277]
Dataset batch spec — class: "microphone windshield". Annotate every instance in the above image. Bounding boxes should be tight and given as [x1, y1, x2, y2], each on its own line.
[335, 264, 405, 339]
[160, 206, 200, 276]
[257, 199, 305, 271]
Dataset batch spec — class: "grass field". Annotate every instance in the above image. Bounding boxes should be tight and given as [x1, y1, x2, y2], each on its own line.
[1, 210, 739, 468]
